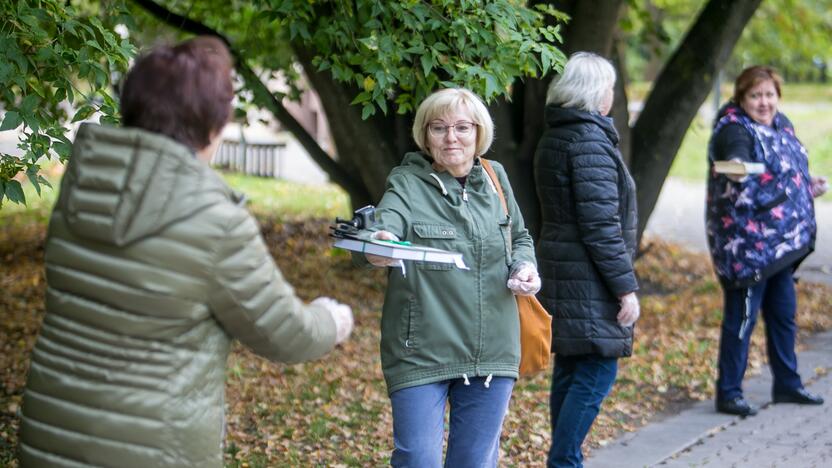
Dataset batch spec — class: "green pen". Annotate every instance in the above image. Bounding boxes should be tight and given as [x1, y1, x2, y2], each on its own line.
[377, 239, 412, 246]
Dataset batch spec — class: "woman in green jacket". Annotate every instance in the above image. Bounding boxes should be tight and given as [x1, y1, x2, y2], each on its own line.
[364, 88, 540, 467]
[18, 37, 353, 468]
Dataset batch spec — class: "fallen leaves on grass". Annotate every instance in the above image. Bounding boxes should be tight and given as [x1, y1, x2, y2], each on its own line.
[1, 223, 830, 467]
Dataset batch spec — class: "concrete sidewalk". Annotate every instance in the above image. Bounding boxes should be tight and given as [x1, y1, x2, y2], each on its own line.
[586, 330, 832, 467]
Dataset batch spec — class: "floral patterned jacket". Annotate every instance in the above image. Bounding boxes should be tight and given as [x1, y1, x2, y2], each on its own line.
[706, 103, 816, 289]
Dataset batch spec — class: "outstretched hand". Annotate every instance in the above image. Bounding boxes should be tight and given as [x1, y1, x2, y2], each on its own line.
[366, 230, 404, 268]
[311, 297, 354, 344]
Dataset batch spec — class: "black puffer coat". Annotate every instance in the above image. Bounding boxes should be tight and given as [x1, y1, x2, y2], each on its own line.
[534, 105, 639, 358]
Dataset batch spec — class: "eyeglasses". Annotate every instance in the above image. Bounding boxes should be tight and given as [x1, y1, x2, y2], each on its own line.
[427, 121, 477, 138]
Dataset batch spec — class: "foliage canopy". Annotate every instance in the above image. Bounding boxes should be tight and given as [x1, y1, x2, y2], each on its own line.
[265, 0, 566, 117]
[0, 0, 134, 206]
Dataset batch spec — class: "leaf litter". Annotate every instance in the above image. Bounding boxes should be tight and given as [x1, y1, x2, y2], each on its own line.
[1, 221, 830, 467]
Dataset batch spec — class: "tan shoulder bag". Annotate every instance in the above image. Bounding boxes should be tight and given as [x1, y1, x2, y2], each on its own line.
[480, 159, 552, 376]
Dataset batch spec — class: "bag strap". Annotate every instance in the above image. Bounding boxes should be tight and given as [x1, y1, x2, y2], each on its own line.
[481, 158, 513, 252]
[481, 158, 508, 216]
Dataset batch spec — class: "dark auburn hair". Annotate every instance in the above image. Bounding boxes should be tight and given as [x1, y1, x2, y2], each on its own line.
[120, 36, 234, 150]
[732, 66, 783, 104]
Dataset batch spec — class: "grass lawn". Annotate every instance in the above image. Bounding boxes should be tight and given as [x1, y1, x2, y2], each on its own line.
[1, 167, 351, 228]
[668, 103, 832, 181]
[2, 171, 832, 466]
[629, 82, 832, 181]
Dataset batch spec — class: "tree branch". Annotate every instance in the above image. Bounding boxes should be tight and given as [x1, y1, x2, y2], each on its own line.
[130, 0, 371, 203]
[629, 0, 762, 242]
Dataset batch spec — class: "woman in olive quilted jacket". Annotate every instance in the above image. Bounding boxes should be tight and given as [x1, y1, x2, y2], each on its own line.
[18, 37, 353, 468]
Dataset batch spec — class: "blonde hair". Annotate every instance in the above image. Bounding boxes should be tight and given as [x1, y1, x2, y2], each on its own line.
[546, 52, 616, 113]
[412, 88, 494, 156]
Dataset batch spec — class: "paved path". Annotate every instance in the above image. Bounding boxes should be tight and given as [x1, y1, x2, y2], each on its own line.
[645, 177, 832, 285]
[586, 330, 832, 468]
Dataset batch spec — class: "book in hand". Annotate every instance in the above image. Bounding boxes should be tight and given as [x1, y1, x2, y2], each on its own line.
[714, 160, 766, 176]
[333, 237, 469, 270]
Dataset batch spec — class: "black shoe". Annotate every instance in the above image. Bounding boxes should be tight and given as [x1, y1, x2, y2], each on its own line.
[772, 388, 824, 405]
[716, 397, 759, 416]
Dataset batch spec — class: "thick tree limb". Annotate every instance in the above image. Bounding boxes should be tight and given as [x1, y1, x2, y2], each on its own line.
[130, 0, 370, 203]
[292, 44, 399, 203]
[502, 0, 624, 238]
[630, 0, 762, 240]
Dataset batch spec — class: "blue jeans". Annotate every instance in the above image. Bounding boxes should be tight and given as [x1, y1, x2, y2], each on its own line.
[717, 267, 803, 401]
[389, 376, 514, 468]
[548, 354, 618, 468]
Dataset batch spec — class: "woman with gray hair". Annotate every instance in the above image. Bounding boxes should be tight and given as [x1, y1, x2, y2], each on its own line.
[533, 52, 640, 467]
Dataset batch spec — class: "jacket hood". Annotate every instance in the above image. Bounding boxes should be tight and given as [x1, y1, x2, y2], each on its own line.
[544, 104, 619, 146]
[397, 151, 492, 196]
[57, 123, 238, 246]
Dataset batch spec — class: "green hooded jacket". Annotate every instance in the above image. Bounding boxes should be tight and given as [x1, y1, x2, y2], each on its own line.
[19, 124, 337, 468]
[367, 152, 535, 394]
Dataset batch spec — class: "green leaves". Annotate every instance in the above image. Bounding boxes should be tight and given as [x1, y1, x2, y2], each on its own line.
[0, 179, 25, 206]
[0, 0, 135, 207]
[269, 0, 567, 118]
[0, 112, 22, 132]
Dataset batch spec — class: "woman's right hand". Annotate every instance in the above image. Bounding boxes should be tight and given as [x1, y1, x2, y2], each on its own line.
[366, 230, 404, 267]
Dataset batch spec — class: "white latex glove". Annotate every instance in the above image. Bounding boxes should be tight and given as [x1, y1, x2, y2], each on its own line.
[811, 176, 828, 198]
[366, 230, 405, 268]
[311, 297, 354, 344]
[617, 292, 640, 327]
[507, 262, 541, 296]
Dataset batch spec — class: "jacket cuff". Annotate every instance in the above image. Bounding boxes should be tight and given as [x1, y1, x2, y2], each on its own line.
[607, 273, 639, 298]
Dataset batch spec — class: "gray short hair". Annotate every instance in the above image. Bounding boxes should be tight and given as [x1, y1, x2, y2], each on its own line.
[546, 52, 616, 113]
[412, 88, 494, 157]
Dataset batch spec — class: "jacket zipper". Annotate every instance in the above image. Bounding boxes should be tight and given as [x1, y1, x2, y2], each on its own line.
[460, 184, 483, 371]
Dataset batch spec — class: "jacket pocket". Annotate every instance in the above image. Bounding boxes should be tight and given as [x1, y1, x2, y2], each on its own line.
[756, 191, 788, 212]
[412, 223, 459, 239]
[412, 223, 458, 271]
[401, 296, 421, 351]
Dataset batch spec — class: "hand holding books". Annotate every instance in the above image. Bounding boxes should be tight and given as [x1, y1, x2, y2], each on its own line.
[330, 206, 469, 276]
[366, 231, 406, 268]
[713, 159, 766, 182]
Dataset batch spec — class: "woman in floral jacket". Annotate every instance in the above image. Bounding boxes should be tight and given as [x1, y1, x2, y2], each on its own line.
[706, 65, 828, 417]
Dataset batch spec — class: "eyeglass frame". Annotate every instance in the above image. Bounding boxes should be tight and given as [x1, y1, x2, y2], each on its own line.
[425, 120, 478, 138]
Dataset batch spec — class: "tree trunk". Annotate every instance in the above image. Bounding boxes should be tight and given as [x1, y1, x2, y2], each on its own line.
[495, 0, 624, 239]
[293, 45, 401, 207]
[629, 0, 762, 241]
[135, 0, 763, 244]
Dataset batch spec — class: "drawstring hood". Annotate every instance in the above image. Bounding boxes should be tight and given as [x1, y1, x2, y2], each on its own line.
[429, 173, 449, 196]
[484, 374, 493, 388]
[394, 152, 494, 201]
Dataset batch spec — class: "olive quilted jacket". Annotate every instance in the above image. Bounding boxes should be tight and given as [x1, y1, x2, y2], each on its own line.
[19, 124, 337, 467]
